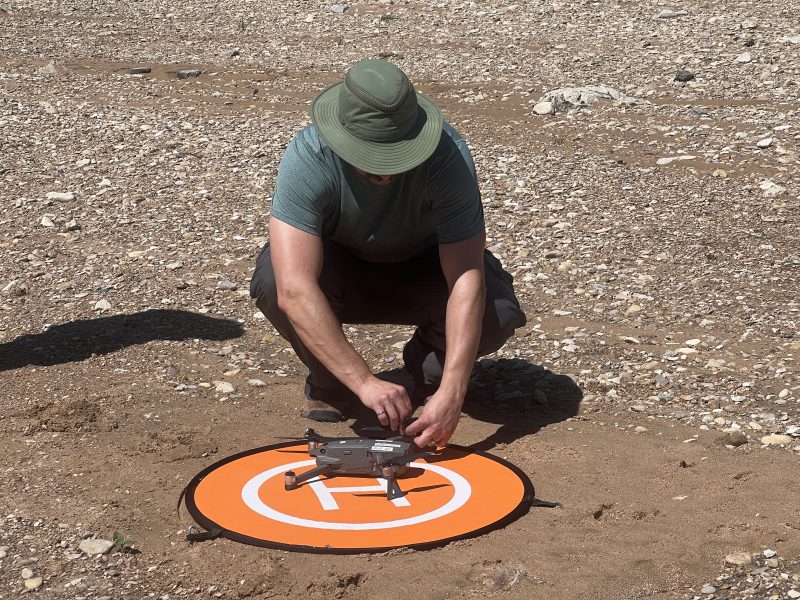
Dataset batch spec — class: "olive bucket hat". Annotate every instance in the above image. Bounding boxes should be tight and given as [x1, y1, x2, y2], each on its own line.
[311, 59, 444, 176]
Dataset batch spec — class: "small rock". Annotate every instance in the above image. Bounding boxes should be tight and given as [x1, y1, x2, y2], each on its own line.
[24, 577, 43, 590]
[177, 69, 201, 79]
[64, 219, 80, 231]
[129, 66, 151, 74]
[785, 35, 800, 44]
[766, 558, 779, 568]
[21, 567, 34, 579]
[634, 426, 648, 433]
[788, 591, 800, 599]
[700, 585, 716, 594]
[657, 155, 696, 166]
[214, 381, 235, 394]
[330, 4, 348, 12]
[166, 261, 183, 271]
[763, 549, 777, 558]
[725, 552, 752, 566]
[740, 19, 757, 29]
[533, 101, 554, 115]
[79, 538, 114, 555]
[735, 52, 753, 63]
[217, 280, 237, 291]
[658, 8, 688, 18]
[41, 216, 55, 228]
[712, 169, 727, 178]
[631, 404, 646, 412]
[45, 191, 75, 201]
[247, 378, 266, 387]
[761, 434, 791, 446]
[759, 180, 785, 197]
[99, 178, 112, 187]
[94, 299, 112, 313]
[675, 70, 695, 82]
[756, 137, 773, 148]
[625, 304, 642, 316]
[723, 430, 747, 447]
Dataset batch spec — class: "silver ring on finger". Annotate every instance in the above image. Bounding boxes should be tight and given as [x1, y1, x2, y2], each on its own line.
[376, 410, 386, 416]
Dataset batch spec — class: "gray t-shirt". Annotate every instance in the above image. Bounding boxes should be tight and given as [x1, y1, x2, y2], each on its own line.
[270, 122, 484, 263]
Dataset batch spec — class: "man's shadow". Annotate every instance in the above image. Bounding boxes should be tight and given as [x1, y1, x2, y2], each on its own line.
[350, 358, 582, 452]
[0, 309, 244, 372]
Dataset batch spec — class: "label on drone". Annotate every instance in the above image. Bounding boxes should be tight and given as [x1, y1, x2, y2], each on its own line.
[185, 442, 533, 553]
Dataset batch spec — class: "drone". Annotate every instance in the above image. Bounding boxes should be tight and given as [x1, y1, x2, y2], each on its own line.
[283, 428, 434, 501]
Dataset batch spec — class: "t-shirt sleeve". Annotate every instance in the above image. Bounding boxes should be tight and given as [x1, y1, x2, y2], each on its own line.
[270, 129, 336, 236]
[428, 131, 485, 244]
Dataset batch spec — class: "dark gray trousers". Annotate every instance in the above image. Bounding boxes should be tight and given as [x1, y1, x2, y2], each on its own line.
[249, 242, 526, 403]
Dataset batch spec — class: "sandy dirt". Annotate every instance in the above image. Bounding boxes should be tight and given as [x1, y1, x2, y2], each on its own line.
[1, 0, 799, 598]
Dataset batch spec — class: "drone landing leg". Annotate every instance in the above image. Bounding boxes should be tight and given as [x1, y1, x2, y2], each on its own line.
[385, 476, 405, 501]
[285, 465, 332, 490]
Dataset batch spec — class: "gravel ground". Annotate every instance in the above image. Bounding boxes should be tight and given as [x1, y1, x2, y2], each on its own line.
[1, 0, 798, 598]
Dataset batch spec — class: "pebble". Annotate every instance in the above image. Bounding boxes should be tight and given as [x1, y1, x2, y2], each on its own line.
[129, 66, 151, 74]
[533, 101, 554, 115]
[177, 69, 201, 79]
[217, 280, 237, 291]
[725, 552, 752, 566]
[45, 191, 75, 201]
[634, 426, 648, 433]
[786, 35, 800, 44]
[41, 215, 55, 228]
[94, 299, 112, 312]
[247, 378, 266, 387]
[330, 4, 348, 12]
[700, 584, 716, 594]
[658, 9, 688, 18]
[674, 70, 695, 82]
[214, 381, 235, 394]
[766, 558, 780, 568]
[65, 219, 80, 231]
[656, 155, 696, 165]
[0, 549, 6, 558]
[759, 180, 785, 197]
[723, 430, 747, 447]
[761, 434, 791, 446]
[78, 538, 114, 556]
[788, 590, 800, 599]
[756, 137, 773, 148]
[735, 52, 753, 63]
[21, 567, 34, 579]
[24, 576, 43, 590]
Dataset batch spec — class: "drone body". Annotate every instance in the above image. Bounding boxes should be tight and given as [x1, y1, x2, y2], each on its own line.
[284, 429, 429, 500]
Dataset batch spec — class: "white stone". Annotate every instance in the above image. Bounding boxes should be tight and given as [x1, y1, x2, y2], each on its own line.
[45, 191, 75, 201]
[24, 577, 43, 590]
[656, 155, 696, 166]
[214, 381, 235, 394]
[756, 137, 773, 148]
[247, 378, 266, 387]
[21, 567, 34, 579]
[79, 538, 114, 555]
[735, 52, 753, 63]
[41, 216, 55, 227]
[94, 299, 112, 312]
[533, 101, 554, 115]
[725, 552, 752, 566]
[761, 434, 791, 446]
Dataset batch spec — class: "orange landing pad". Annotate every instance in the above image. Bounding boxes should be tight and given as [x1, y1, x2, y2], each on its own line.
[184, 442, 534, 553]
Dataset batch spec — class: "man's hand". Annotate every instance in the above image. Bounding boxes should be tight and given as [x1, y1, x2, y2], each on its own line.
[404, 390, 463, 447]
[356, 377, 413, 432]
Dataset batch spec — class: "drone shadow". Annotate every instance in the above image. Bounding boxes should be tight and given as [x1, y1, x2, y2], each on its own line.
[350, 358, 583, 453]
[0, 309, 244, 372]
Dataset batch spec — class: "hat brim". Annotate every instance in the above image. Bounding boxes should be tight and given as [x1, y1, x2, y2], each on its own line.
[311, 82, 444, 176]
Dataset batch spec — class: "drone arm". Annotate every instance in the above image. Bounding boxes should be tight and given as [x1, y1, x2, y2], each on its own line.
[286, 464, 333, 488]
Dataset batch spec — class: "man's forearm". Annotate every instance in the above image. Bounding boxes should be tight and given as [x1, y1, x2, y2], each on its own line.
[278, 282, 372, 394]
[438, 270, 485, 401]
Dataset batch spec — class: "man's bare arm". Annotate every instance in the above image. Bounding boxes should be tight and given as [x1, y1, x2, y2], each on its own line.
[269, 217, 412, 429]
[405, 231, 486, 446]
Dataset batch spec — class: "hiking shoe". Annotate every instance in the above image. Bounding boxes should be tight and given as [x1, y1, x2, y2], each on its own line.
[303, 398, 349, 422]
